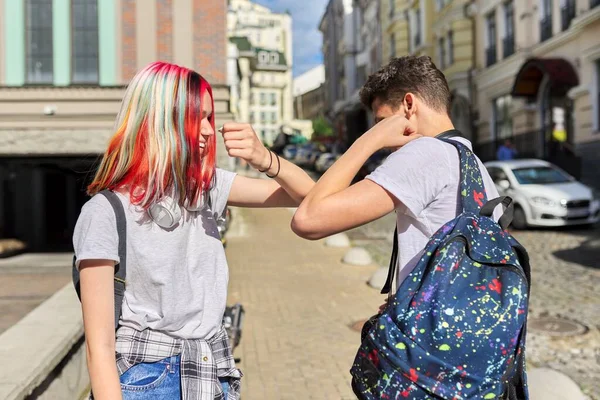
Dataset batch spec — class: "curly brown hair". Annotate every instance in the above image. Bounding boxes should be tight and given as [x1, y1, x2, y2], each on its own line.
[359, 56, 451, 114]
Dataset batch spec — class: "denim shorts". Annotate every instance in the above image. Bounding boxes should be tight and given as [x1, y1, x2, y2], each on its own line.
[119, 355, 230, 399]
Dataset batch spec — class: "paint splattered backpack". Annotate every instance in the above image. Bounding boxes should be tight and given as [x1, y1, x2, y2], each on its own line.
[351, 136, 531, 399]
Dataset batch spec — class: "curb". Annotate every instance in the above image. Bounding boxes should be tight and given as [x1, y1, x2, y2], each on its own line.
[0, 284, 88, 399]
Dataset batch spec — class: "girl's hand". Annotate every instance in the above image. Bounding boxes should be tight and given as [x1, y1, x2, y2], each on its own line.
[366, 115, 421, 150]
[220, 123, 270, 171]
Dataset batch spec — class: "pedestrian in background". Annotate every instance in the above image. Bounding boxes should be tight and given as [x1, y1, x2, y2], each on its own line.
[496, 138, 518, 160]
[73, 61, 314, 400]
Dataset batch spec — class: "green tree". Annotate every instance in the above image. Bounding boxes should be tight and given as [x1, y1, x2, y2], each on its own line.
[312, 116, 334, 139]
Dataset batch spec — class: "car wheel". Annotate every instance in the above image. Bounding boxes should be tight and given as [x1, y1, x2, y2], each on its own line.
[511, 205, 528, 230]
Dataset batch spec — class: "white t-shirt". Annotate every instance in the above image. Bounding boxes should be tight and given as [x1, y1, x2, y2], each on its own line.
[367, 136, 500, 289]
[73, 168, 236, 339]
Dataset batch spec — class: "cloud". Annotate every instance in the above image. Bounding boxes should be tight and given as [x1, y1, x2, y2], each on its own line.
[253, 0, 328, 77]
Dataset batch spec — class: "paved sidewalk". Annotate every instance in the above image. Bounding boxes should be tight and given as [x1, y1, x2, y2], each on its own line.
[0, 253, 73, 335]
[225, 207, 382, 400]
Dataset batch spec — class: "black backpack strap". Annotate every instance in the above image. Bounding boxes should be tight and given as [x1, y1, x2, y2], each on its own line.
[380, 227, 398, 295]
[381, 130, 464, 295]
[98, 190, 127, 329]
[480, 196, 514, 230]
[381, 129, 464, 295]
[435, 129, 462, 140]
[72, 189, 127, 330]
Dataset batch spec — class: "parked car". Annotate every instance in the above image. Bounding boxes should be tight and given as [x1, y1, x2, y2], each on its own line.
[484, 159, 600, 229]
[282, 144, 298, 161]
[314, 153, 338, 173]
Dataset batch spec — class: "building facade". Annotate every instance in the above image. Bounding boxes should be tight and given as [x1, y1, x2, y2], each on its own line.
[293, 65, 326, 121]
[319, 0, 344, 118]
[433, 0, 476, 140]
[227, 0, 293, 145]
[0, 0, 231, 251]
[320, 0, 384, 145]
[474, 0, 600, 189]
[357, 0, 384, 85]
[381, 0, 436, 61]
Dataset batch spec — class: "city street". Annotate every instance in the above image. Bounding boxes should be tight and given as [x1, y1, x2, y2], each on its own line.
[226, 206, 600, 399]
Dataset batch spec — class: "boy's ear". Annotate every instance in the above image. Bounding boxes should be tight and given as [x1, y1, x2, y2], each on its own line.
[403, 93, 417, 118]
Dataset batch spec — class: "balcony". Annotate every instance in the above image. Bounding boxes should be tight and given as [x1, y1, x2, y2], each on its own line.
[540, 17, 553, 42]
[486, 45, 497, 67]
[503, 36, 515, 58]
[561, 0, 576, 30]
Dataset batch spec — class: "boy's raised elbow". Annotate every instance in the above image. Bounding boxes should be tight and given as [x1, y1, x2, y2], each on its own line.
[291, 211, 325, 240]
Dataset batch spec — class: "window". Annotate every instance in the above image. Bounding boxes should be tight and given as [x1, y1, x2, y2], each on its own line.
[436, 0, 450, 11]
[595, 59, 600, 132]
[271, 111, 277, 122]
[72, 0, 99, 84]
[593, 0, 600, 8]
[260, 112, 266, 123]
[250, 93, 255, 105]
[486, 12, 497, 67]
[503, 2, 515, 58]
[389, 0, 395, 18]
[260, 93, 266, 105]
[560, 0, 576, 31]
[26, 0, 53, 84]
[390, 33, 396, 58]
[540, 0, 553, 42]
[414, 7, 422, 48]
[250, 112, 255, 124]
[447, 31, 454, 65]
[438, 37, 446, 69]
[270, 92, 277, 105]
[512, 166, 572, 184]
[487, 167, 508, 183]
[493, 95, 513, 140]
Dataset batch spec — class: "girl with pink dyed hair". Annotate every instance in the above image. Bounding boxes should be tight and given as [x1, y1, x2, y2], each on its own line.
[73, 62, 315, 399]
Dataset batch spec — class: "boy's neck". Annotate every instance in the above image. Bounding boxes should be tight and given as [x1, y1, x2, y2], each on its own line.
[419, 114, 456, 138]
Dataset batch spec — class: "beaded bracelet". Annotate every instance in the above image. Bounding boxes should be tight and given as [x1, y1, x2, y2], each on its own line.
[266, 152, 281, 178]
[258, 150, 273, 173]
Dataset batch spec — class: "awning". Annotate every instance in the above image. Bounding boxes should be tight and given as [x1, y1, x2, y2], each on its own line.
[511, 58, 579, 98]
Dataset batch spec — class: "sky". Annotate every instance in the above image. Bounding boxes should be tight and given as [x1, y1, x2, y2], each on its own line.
[253, 0, 328, 78]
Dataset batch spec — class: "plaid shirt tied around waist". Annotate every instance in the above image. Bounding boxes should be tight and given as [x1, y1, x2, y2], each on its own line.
[115, 326, 242, 400]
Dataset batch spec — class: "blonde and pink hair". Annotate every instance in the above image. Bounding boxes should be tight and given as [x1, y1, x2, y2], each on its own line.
[88, 61, 216, 209]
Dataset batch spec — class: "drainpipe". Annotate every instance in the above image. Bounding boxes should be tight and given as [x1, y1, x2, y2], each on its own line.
[464, 0, 478, 147]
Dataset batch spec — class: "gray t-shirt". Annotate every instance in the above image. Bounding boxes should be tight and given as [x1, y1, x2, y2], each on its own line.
[73, 168, 236, 339]
[367, 137, 501, 289]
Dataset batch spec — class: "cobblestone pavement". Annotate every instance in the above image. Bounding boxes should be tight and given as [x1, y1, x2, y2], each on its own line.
[0, 254, 73, 335]
[347, 214, 600, 399]
[225, 207, 383, 400]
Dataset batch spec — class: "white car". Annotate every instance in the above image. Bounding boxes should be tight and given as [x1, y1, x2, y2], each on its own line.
[484, 159, 600, 229]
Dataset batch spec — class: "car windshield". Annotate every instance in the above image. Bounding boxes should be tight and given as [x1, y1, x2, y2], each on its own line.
[511, 166, 572, 185]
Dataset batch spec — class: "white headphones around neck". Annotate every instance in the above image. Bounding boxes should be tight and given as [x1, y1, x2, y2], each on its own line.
[148, 191, 210, 229]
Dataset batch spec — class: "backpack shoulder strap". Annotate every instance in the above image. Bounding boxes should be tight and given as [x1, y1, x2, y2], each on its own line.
[380, 227, 398, 295]
[72, 189, 127, 330]
[98, 190, 127, 330]
[381, 130, 467, 295]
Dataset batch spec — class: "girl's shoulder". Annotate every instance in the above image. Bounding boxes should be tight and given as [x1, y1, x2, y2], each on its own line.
[78, 191, 121, 225]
